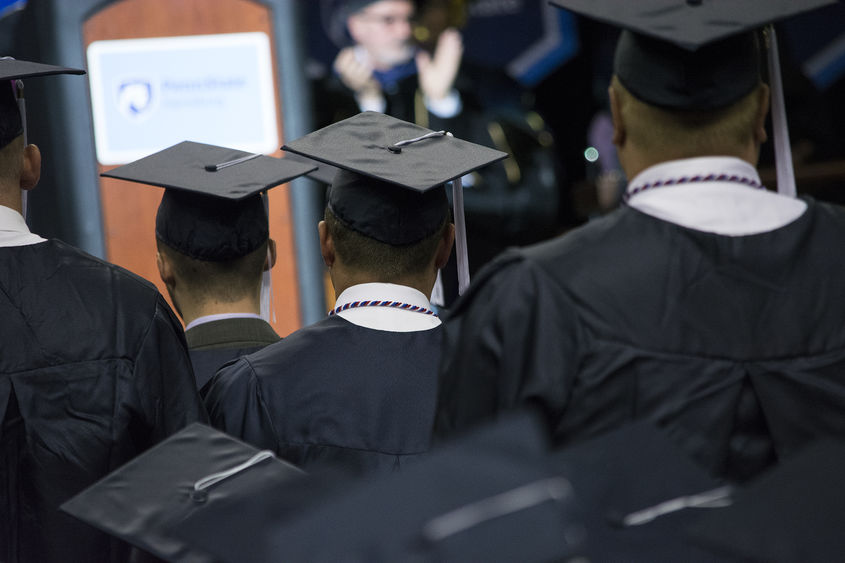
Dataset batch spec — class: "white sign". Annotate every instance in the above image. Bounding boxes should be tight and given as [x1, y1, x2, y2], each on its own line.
[87, 32, 279, 165]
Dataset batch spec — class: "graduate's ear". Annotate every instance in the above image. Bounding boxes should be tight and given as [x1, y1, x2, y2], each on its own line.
[434, 223, 455, 270]
[609, 83, 626, 147]
[156, 250, 175, 286]
[20, 143, 41, 191]
[318, 221, 335, 268]
[264, 238, 277, 271]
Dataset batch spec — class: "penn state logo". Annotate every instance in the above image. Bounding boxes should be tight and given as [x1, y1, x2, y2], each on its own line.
[116, 79, 156, 119]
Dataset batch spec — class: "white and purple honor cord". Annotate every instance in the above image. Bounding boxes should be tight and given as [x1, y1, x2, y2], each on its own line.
[329, 300, 438, 317]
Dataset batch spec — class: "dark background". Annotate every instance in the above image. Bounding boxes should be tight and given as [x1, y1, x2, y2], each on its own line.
[1, 0, 844, 246]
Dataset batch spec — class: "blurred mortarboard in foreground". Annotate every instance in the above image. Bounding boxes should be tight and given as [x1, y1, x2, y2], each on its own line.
[551, 421, 732, 562]
[687, 439, 845, 562]
[173, 411, 584, 563]
[283, 111, 507, 292]
[102, 140, 316, 261]
[548, 0, 837, 196]
[174, 415, 739, 563]
[0, 57, 85, 148]
[60, 423, 304, 563]
[167, 465, 358, 563]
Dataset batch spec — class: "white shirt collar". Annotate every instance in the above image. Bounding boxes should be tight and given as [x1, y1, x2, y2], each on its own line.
[625, 156, 807, 236]
[0, 205, 46, 247]
[332, 282, 441, 332]
[185, 312, 262, 332]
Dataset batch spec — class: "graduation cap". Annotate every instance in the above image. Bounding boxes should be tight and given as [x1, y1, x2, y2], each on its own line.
[170, 411, 584, 562]
[60, 423, 305, 562]
[283, 111, 508, 294]
[102, 140, 316, 261]
[548, 0, 838, 197]
[687, 439, 845, 562]
[164, 465, 359, 563]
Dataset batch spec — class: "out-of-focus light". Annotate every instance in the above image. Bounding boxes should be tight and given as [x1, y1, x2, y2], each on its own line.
[584, 146, 599, 162]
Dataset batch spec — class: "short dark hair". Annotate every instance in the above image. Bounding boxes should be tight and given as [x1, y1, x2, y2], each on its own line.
[0, 135, 22, 184]
[325, 205, 449, 281]
[0, 84, 22, 150]
[613, 76, 766, 159]
[157, 238, 268, 303]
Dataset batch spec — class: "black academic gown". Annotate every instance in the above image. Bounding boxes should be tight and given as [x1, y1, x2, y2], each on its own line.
[435, 197, 845, 482]
[0, 239, 206, 563]
[186, 317, 280, 391]
[205, 314, 442, 476]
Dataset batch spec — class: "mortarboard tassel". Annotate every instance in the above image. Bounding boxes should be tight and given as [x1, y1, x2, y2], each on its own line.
[260, 192, 276, 324]
[192, 450, 276, 494]
[615, 485, 733, 527]
[421, 476, 572, 543]
[766, 27, 796, 198]
[452, 175, 470, 295]
[15, 80, 27, 219]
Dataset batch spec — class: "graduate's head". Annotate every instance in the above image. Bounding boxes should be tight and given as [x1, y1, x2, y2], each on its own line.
[100, 140, 316, 320]
[0, 59, 85, 149]
[320, 169, 453, 284]
[549, 0, 834, 178]
[344, 0, 416, 69]
[153, 189, 278, 319]
[283, 111, 507, 295]
[607, 26, 770, 167]
[0, 57, 84, 205]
